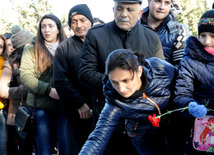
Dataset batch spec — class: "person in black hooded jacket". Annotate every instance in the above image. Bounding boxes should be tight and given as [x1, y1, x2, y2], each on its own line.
[174, 9, 214, 154]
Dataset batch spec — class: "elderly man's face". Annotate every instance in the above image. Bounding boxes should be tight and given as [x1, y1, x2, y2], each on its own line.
[113, 2, 141, 31]
[71, 14, 92, 41]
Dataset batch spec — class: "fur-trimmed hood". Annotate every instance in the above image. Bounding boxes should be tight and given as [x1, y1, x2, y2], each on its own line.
[185, 36, 214, 63]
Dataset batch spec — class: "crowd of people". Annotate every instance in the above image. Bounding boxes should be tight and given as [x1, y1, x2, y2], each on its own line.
[0, 0, 213, 155]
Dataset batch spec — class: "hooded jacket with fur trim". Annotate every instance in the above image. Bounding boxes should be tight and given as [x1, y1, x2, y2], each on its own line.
[174, 36, 214, 112]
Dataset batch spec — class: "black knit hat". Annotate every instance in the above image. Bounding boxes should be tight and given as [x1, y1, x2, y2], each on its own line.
[198, 9, 214, 35]
[113, 0, 142, 4]
[40, 14, 62, 31]
[68, 4, 93, 27]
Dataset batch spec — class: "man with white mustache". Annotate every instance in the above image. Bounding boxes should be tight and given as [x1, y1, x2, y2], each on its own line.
[79, 0, 165, 154]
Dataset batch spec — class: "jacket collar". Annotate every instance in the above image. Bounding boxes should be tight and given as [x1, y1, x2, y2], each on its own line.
[72, 35, 84, 43]
[112, 20, 139, 34]
[141, 7, 178, 33]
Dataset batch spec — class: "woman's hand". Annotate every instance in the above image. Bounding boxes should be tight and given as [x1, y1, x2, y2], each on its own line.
[49, 88, 60, 100]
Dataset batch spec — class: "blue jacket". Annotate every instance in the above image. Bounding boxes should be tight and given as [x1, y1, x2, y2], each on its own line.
[174, 36, 214, 112]
[141, 8, 189, 66]
[79, 57, 175, 155]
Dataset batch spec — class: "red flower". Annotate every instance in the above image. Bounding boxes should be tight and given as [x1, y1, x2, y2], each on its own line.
[148, 114, 160, 127]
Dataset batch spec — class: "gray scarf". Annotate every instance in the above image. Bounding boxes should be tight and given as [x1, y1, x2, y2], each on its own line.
[45, 40, 59, 56]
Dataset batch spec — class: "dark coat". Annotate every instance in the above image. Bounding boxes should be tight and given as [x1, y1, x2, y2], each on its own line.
[79, 57, 175, 155]
[174, 36, 214, 116]
[141, 7, 189, 66]
[54, 36, 92, 117]
[79, 20, 164, 93]
[79, 21, 164, 114]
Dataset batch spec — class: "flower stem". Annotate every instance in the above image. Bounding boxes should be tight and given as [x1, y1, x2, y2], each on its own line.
[207, 108, 214, 112]
[156, 107, 189, 118]
[155, 106, 214, 119]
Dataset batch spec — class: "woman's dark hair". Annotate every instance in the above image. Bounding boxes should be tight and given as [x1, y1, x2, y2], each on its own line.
[0, 35, 8, 59]
[8, 46, 24, 87]
[35, 14, 66, 73]
[105, 49, 145, 75]
[198, 9, 214, 35]
[9, 46, 24, 65]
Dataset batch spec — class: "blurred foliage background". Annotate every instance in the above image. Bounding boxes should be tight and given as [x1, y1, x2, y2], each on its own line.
[0, 0, 67, 35]
[0, 0, 211, 36]
[176, 0, 209, 36]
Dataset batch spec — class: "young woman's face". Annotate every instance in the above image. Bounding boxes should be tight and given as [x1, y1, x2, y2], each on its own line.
[41, 18, 59, 43]
[108, 66, 142, 98]
[6, 39, 14, 56]
[199, 32, 214, 49]
[0, 38, 4, 56]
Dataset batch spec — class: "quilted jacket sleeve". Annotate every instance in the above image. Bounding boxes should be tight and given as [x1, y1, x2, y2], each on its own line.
[172, 24, 189, 66]
[174, 58, 195, 108]
[79, 102, 123, 155]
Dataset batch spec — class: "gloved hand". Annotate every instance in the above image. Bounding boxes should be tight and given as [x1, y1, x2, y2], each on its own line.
[188, 102, 207, 118]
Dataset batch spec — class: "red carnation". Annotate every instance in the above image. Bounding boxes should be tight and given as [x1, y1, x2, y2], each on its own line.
[143, 93, 190, 128]
[148, 114, 160, 127]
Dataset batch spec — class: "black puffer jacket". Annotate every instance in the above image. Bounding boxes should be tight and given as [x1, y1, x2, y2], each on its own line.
[79, 57, 175, 155]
